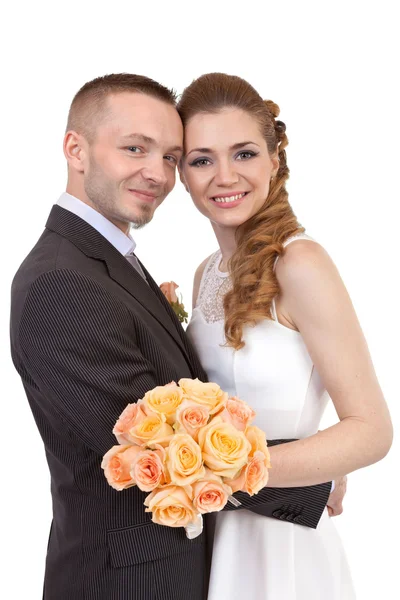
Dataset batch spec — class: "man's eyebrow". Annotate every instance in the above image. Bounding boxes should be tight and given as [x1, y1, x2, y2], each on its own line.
[120, 133, 182, 153]
[120, 133, 155, 144]
[187, 141, 260, 156]
[168, 146, 184, 153]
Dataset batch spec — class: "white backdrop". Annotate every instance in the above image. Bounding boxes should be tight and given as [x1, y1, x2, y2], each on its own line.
[1, 1, 399, 598]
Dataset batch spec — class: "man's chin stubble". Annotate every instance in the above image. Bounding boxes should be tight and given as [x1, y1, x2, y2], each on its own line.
[130, 206, 154, 229]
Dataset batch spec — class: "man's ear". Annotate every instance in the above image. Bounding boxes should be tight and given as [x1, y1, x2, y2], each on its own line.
[178, 163, 189, 193]
[63, 131, 87, 173]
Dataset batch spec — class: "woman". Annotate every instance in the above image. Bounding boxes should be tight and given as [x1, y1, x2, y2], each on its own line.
[177, 73, 393, 599]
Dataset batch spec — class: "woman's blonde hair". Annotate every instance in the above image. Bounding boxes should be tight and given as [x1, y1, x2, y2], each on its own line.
[178, 73, 304, 350]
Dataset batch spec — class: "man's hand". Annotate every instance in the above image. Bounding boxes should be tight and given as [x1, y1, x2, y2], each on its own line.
[327, 475, 347, 516]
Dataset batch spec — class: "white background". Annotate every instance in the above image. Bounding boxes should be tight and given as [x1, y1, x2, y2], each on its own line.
[1, 1, 399, 597]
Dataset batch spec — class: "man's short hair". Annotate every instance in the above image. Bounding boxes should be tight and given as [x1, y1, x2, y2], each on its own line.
[66, 73, 177, 141]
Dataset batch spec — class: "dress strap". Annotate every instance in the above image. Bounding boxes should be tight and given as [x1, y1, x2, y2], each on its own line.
[273, 233, 315, 272]
[271, 298, 278, 322]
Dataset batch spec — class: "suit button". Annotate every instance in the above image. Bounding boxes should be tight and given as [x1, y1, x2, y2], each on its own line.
[293, 515, 303, 524]
[285, 513, 295, 522]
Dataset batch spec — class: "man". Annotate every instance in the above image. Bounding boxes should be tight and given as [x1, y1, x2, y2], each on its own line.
[10, 74, 334, 600]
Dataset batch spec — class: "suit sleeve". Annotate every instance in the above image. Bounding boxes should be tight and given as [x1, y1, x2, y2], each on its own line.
[18, 269, 162, 456]
[223, 439, 332, 528]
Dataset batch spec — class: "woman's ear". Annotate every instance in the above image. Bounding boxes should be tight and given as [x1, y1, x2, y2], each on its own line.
[271, 152, 279, 179]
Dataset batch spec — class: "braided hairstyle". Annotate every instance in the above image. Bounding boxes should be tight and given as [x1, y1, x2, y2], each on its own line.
[177, 73, 304, 350]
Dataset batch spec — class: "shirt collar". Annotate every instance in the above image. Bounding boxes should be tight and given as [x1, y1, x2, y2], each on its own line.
[57, 192, 136, 256]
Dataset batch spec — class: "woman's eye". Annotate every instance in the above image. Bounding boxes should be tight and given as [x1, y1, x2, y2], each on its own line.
[237, 151, 256, 160]
[190, 158, 211, 167]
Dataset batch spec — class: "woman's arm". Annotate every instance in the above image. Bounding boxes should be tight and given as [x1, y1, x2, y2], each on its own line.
[267, 240, 393, 487]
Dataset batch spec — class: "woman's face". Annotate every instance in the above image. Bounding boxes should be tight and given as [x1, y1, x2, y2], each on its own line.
[181, 108, 279, 230]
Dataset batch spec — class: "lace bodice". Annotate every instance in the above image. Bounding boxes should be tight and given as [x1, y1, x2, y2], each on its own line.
[196, 233, 314, 325]
[196, 251, 232, 323]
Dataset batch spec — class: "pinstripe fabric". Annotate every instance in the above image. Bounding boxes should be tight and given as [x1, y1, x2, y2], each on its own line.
[10, 206, 330, 599]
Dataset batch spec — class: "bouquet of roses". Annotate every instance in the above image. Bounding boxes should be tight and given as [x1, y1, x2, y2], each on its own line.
[102, 378, 271, 538]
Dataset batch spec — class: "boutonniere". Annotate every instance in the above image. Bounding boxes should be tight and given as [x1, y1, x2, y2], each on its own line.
[159, 281, 189, 324]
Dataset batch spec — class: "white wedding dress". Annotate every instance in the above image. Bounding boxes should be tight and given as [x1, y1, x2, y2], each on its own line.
[187, 234, 356, 599]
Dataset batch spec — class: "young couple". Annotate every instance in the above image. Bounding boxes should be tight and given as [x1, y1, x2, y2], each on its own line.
[10, 73, 392, 599]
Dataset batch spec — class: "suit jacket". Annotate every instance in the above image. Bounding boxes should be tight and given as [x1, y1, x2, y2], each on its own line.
[10, 206, 331, 600]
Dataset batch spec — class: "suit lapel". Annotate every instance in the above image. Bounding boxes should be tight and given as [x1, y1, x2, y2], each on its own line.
[104, 245, 190, 358]
[46, 205, 191, 363]
[140, 260, 208, 381]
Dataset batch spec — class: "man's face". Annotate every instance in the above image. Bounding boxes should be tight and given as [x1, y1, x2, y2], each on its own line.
[83, 92, 183, 231]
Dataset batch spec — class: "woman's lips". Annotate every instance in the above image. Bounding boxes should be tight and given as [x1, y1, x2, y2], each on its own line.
[209, 191, 249, 208]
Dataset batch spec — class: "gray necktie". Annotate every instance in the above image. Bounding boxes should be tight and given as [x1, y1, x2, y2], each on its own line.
[125, 252, 148, 282]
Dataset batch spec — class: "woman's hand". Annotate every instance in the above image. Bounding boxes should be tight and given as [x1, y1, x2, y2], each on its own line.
[327, 476, 347, 516]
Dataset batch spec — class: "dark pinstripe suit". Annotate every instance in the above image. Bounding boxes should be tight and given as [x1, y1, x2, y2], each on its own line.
[10, 206, 331, 599]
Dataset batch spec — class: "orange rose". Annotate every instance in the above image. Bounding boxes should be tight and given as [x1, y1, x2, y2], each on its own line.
[130, 444, 167, 492]
[175, 400, 211, 441]
[198, 416, 251, 478]
[144, 485, 197, 528]
[178, 378, 227, 415]
[160, 281, 179, 303]
[142, 382, 183, 424]
[224, 466, 246, 493]
[192, 470, 232, 514]
[243, 450, 270, 495]
[166, 433, 205, 486]
[113, 403, 147, 444]
[219, 396, 256, 432]
[225, 451, 270, 495]
[101, 444, 140, 491]
[246, 425, 271, 466]
[128, 413, 174, 446]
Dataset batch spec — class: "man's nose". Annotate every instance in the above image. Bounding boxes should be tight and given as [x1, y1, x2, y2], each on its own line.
[141, 157, 168, 187]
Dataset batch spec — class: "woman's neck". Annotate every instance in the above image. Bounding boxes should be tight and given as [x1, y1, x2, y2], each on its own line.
[211, 222, 238, 273]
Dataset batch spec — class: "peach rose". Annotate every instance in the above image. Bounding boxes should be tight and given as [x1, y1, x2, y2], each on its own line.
[128, 412, 174, 446]
[225, 451, 270, 495]
[160, 281, 179, 303]
[101, 444, 141, 491]
[142, 382, 183, 424]
[166, 433, 205, 486]
[246, 425, 271, 466]
[131, 445, 165, 492]
[112, 403, 147, 444]
[175, 400, 211, 441]
[192, 470, 232, 514]
[178, 378, 228, 415]
[130, 444, 167, 492]
[224, 466, 246, 493]
[243, 451, 270, 495]
[198, 416, 251, 478]
[219, 396, 256, 432]
[144, 485, 197, 528]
